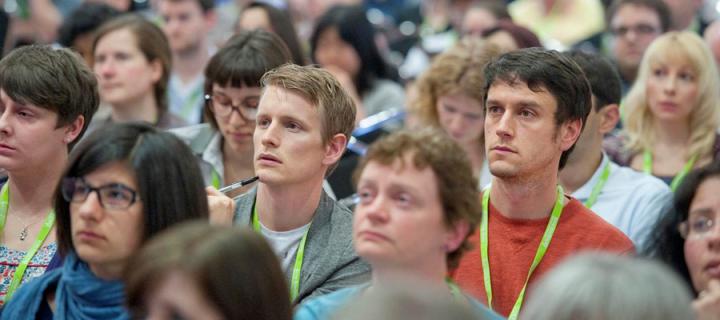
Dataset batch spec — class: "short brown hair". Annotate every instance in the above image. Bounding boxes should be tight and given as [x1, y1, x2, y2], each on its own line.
[261, 64, 357, 173]
[161, 0, 214, 12]
[352, 129, 480, 270]
[125, 221, 291, 320]
[0, 45, 99, 149]
[93, 14, 172, 114]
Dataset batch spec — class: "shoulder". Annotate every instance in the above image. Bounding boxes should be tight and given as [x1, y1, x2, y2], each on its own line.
[1, 269, 61, 319]
[158, 112, 189, 130]
[232, 188, 256, 225]
[560, 199, 635, 253]
[464, 293, 504, 320]
[607, 162, 672, 197]
[169, 124, 214, 145]
[295, 286, 364, 320]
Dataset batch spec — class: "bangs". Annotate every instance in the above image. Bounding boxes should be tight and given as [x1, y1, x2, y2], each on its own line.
[646, 37, 702, 76]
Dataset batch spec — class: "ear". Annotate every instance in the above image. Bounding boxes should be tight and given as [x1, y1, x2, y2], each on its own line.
[149, 59, 163, 84]
[322, 133, 347, 166]
[63, 115, 85, 145]
[444, 220, 470, 253]
[558, 118, 583, 152]
[597, 104, 620, 135]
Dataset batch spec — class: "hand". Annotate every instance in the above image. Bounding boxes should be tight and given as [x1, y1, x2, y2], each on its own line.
[206, 186, 236, 226]
[694, 280, 720, 320]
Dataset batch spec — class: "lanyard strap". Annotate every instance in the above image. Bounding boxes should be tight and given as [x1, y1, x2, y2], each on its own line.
[583, 161, 611, 208]
[480, 185, 565, 320]
[643, 150, 698, 192]
[252, 203, 310, 302]
[177, 85, 204, 120]
[0, 183, 56, 302]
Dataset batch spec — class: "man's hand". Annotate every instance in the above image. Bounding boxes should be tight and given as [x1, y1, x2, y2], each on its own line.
[206, 186, 236, 226]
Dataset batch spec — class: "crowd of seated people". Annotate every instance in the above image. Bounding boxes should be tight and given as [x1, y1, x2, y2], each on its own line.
[2, 0, 720, 319]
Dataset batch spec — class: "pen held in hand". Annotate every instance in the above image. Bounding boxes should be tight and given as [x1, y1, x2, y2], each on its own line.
[218, 176, 259, 194]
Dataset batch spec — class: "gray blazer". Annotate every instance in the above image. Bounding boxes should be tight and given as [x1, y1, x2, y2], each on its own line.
[234, 187, 371, 304]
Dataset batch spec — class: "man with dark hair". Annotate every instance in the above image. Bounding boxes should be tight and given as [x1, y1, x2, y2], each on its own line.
[559, 50, 672, 248]
[452, 48, 634, 318]
[159, 0, 216, 124]
[57, 3, 121, 66]
[208, 64, 369, 304]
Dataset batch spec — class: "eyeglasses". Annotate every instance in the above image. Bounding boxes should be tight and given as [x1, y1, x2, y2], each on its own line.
[205, 94, 259, 120]
[61, 177, 139, 210]
[611, 24, 660, 38]
[678, 215, 719, 239]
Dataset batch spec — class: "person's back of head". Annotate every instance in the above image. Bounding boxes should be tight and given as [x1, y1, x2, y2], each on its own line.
[563, 50, 622, 111]
[57, 3, 122, 66]
[521, 252, 694, 320]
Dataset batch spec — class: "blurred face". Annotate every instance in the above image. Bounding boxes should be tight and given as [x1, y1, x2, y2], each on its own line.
[461, 7, 497, 38]
[73, 33, 95, 66]
[237, 6, 272, 32]
[484, 81, 579, 179]
[210, 84, 259, 154]
[70, 161, 143, 276]
[645, 57, 699, 123]
[684, 176, 720, 292]
[314, 27, 361, 78]
[159, 0, 211, 55]
[0, 90, 75, 173]
[485, 30, 518, 52]
[146, 270, 223, 320]
[94, 28, 162, 108]
[254, 86, 329, 185]
[436, 93, 484, 145]
[354, 154, 455, 269]
[610, 4, 662, 76]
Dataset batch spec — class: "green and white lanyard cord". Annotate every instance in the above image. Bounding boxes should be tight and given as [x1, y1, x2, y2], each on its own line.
[0, 183, 56, 302]
[583, 161, 610, 208]
[252, 203, 310, 302]
[177, 85, 204, 121]
[481, 185, 565, 320]
[642, 150, 697, 192]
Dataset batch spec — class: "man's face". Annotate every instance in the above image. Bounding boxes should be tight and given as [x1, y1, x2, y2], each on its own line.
[484, 81, 579, 180]
[610, 4, 663, 77]
[353, 154, 454, 269]
[253, 86, 330, 185]
[159, 0, 211, 55]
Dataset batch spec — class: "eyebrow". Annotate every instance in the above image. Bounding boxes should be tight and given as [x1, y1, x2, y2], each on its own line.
[689, 207, 715, 217]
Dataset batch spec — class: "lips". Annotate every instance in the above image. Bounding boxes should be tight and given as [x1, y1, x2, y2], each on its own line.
[357, 230, 392, 243]
[257, 152, 282, 164]
[705, 260, 720, 278]
[0, 143, 17, 156]
[75, 230, 106, 241]
[491, 145, 516, 153]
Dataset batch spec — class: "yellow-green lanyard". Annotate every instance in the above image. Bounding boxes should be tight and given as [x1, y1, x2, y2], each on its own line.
[583, 161, 610, 208]
[480, 185, 564, 320]
[642, 150, 697, 192]
[0, 183, 56, 302]
[252, 203, 309, 302]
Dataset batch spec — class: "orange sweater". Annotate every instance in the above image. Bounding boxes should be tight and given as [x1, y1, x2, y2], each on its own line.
[452, 197, 635, 317]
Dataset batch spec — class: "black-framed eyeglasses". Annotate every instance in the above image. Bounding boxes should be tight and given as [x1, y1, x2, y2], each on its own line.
[204, 94, 259, 120]
[61, 177, 139, 210]
[678, 216, 718, 239]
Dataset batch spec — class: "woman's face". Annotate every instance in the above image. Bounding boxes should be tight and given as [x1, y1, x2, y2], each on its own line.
[436, 93, 484, 146]
[145, 270, 223, 320]
[314, 27, 361, 78]
[210, 84, 260, 154]
[94, 28, 162, 108]
[645, 57, 699, 123]
[684, 176, 720, 292]
[237, 6, 272, 32]
[70, 161, 144, 276]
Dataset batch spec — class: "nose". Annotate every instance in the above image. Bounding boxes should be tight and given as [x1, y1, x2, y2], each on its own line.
[227, 107, 250, 127]
[360, 195, 390, 224]
[260, 121, 280, 148]
[0, 108, 12, 138]
[448, 114, 465, 136]
[662, 75, 678, 94]
[75, 191, 104, 221]
[494, 112, 514, 140]
[96, 59, 116, 79]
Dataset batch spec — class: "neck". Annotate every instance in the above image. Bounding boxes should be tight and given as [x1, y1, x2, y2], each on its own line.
[7, 153, 67, 216]
[110, 93, 159, 124]
[653, 118, 690, 147]
[173, 42, 210, 83]
[255, 180, 323, 231]
[619, 66, 637, 84]
[370, 261, 448, 289]
[559, 149, 603, 194]
[88, 261, 124, 280]
[490, 170, 560, 220]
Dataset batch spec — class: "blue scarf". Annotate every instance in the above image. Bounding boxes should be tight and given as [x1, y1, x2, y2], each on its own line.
[0, 253, 129, 320]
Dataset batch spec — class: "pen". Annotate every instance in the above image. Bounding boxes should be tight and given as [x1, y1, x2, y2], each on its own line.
[218, 176, 259, 194]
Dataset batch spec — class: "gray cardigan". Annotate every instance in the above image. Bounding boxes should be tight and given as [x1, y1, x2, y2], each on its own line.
[234, 187, 371, 304]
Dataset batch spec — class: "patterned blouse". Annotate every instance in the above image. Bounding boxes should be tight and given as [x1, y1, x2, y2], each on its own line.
[0, 243, 57, 307]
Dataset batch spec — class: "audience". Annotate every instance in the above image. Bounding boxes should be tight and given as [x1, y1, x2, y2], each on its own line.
[0, 123, 209, 318]
[172, 30, 292, 196]
[89, 15, 185, 132]
[521, 253, 695, 320]
[56, 3, 121, 66]
[452, 48, 634, 318]
[605, 31, 720, 191]
[481, 21, 542, 52]
[236, 1, 306, 66]
[645, 161, 720, 319]
[126, 221, 292, 320]
[460, 1, 511, 40]
[412, 39, 500, 188]
[0, 45, 99, 306]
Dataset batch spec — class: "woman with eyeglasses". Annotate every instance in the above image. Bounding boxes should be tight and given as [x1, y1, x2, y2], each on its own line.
[172, 29, 292, 198]
[645, 161, 720, 319]
[0, 123, 209, 319]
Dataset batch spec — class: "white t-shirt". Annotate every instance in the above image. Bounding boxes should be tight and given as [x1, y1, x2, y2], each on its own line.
[259, 222, 312, 271]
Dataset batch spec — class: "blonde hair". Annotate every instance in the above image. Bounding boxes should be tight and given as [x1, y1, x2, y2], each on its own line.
[413, 39, 500, 142]
[623, 31, 720, 158]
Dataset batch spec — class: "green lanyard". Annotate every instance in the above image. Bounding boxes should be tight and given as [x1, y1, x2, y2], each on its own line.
[252, 203, 309, 302]
[583, 161, 610, 208]
[642, 150, 698, 192]
[480, 185, 564, 320]
[0, 183, 56, 302]
[178, 85, 204, 120]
